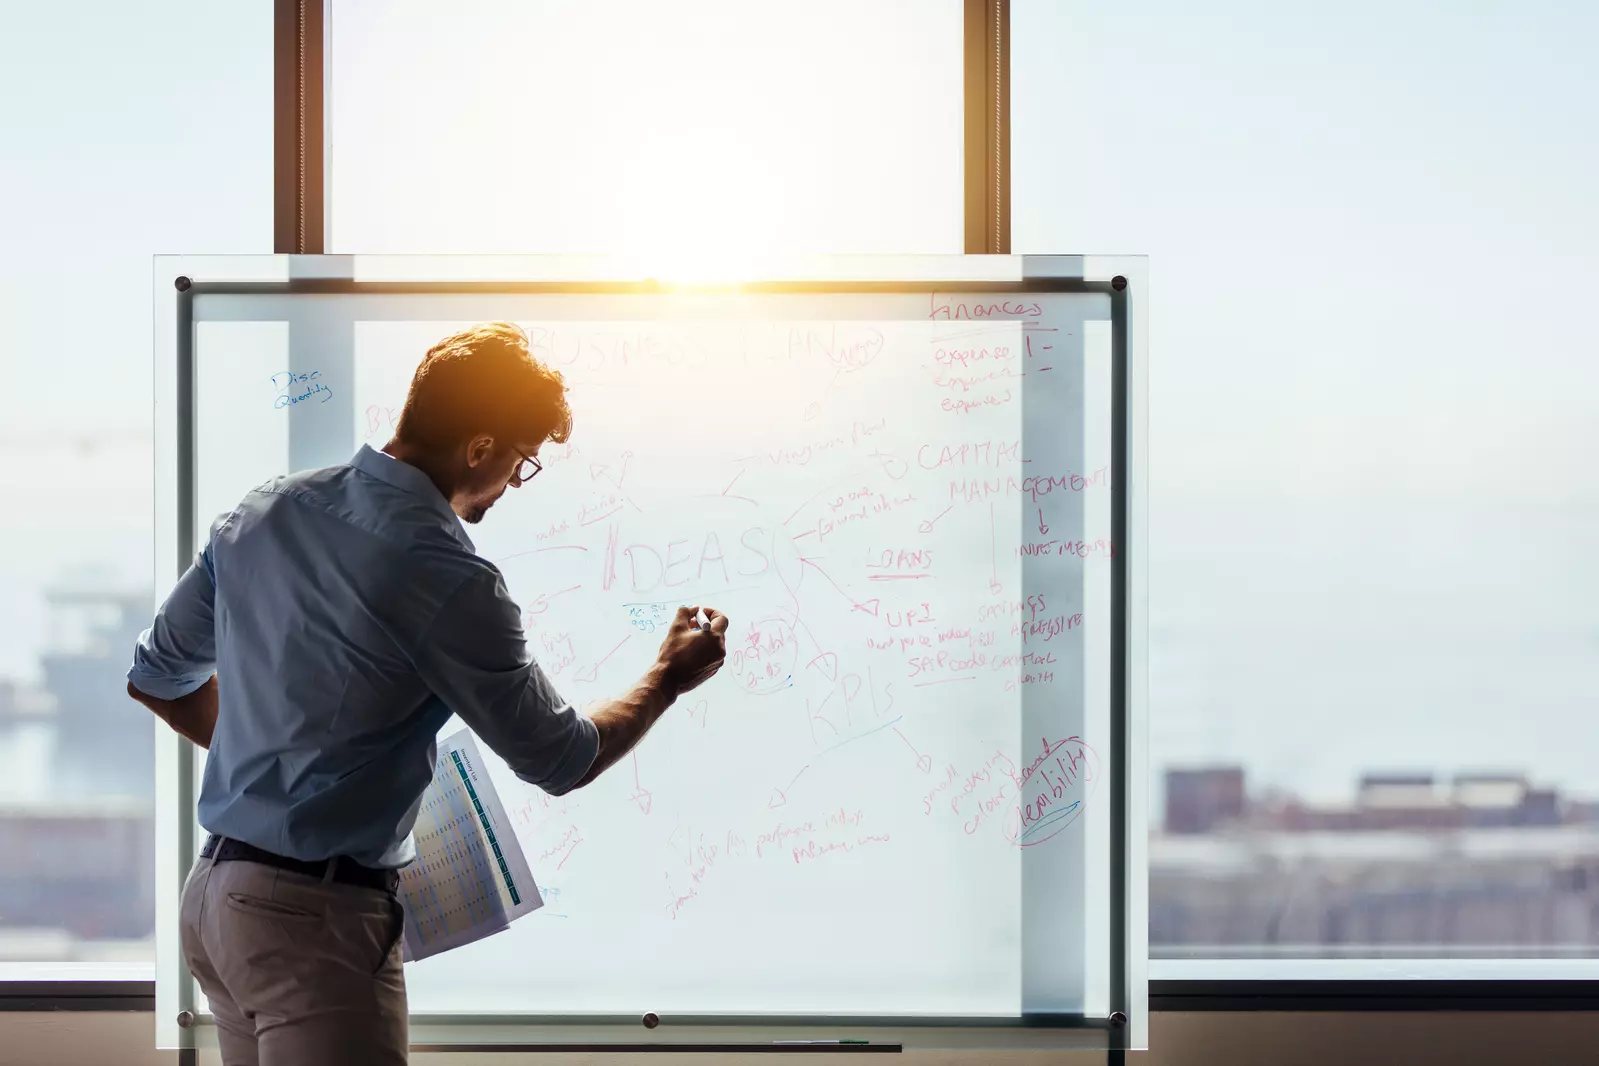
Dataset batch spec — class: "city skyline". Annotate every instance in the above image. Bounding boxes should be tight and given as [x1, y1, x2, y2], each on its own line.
[3, 567, 1595, 964]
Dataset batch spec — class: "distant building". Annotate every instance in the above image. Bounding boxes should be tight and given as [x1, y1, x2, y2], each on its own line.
[1151, 824, 1599, 954]
[1452, 773, 1565, 828]
[1520, 789, 1562, 827]
[38, 585, 154, 797]
[1355, 772, 1457, 831]
[1152, 765, 1596, 954]
[0, 583, 156, 955]
[1567, 800, 1599, 827]
[0, 678, 52, 723]
[1256, 771, 1569, 833]
[0, 800, 154, 943]
[1165, 767, 1246, 834]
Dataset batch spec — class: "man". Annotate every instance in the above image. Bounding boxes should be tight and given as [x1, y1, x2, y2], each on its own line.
[126, 322, 729, 1066]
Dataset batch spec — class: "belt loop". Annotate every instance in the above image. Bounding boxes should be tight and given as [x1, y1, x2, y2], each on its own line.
[321, 857, 339, 885]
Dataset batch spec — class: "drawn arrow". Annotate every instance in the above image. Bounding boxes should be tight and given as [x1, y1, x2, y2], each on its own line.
[807, 652, 839, 682]
[919, 504, 953, 534]
[588, 459, 642, 511]
[575, 634, 632, 683]
[767, 765, 809, 809]
[893, 727, 934, 774]
[720, 467, 757, 506]
[797, 557, 872, 615]
[869, 449, 908, 480]
[989, 502, 1002, 594]
[1038, 508, 1049, 536]
[628, 751, 653, 814]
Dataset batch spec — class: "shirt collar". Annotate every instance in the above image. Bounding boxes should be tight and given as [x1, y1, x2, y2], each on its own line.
[350, 445, 476, 552]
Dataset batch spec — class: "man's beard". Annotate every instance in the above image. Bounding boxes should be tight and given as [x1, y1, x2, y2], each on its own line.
[462, 505, 487, 524]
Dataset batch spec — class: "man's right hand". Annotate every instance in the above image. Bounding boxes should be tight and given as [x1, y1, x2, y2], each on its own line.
[572, 605, 732, 790]
[656, 605, 729, 695]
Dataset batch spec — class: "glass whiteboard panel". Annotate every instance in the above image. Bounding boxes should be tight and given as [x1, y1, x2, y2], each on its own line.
[156, 260, 1145, 1051]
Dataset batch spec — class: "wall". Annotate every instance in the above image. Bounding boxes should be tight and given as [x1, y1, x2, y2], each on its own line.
[4, 1012, 1599, 1066]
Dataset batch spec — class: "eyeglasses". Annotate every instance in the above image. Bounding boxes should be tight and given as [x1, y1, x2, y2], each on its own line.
[513, 450, 543, 484]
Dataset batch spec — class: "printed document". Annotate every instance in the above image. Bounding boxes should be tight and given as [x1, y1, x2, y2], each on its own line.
[398, 729, 542, 961]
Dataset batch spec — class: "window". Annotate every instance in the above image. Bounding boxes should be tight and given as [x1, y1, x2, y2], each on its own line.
[1013, 1, 1599, 973]
[326, 0, 964, 256]
[0, 2, 270, 976]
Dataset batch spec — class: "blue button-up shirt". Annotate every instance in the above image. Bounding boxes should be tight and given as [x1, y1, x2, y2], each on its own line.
[128, 445, 598, 868]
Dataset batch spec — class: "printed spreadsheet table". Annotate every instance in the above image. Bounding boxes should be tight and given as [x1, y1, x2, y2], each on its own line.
[399, 729, 543, 961]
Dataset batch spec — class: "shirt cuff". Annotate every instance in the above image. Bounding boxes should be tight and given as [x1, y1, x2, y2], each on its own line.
[126, 656, 210, 702]
[527, 712, 600, 797]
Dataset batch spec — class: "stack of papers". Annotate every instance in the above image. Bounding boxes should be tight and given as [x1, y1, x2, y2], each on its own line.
[398, 729, 542, 962]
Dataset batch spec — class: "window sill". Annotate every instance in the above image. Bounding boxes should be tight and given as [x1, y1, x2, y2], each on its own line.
[2, 976, 1596, 1014]
[1153, 980, 1599, 1012]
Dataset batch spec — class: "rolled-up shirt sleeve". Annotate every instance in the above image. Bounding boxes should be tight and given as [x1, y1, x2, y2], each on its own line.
[415, 568, 599, 796]
[127, 543, 219, 700]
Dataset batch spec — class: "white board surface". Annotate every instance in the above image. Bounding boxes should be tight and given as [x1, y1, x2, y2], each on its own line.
[187, 287, 1121, 1019]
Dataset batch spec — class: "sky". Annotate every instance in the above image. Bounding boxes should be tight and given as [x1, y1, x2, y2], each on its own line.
[0, 4, 269, 675]
[1, 1, 1597, 805]
[1011, 1, 1599, 801]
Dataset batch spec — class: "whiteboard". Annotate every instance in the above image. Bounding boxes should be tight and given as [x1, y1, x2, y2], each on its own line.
[156, 256, 1147, 1052]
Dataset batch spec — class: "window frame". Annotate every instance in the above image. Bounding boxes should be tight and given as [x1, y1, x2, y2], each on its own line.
[0, 982, 153, 1012]
[11, 0, 1592, 1035]
[1152, 982, 1599, 1013]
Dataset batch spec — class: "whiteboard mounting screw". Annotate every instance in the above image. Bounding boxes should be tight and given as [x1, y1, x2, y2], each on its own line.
[176, 1010, 196, 1029]
[642, 1011, 660, 1029]
[1111, 276, 1127, 292]
[174, 276, 192, 292]
[1109, 1011, 1128, 1028]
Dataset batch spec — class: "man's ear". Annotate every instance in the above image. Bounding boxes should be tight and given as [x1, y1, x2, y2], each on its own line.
[464, 434, 497, 469]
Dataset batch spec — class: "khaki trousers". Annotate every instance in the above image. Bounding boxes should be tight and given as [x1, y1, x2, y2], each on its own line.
[180, 853, 408, 1066]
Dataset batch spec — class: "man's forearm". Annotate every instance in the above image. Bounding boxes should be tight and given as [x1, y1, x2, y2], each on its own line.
[574, 662, 678, 788]
[127, 676, 218, 750]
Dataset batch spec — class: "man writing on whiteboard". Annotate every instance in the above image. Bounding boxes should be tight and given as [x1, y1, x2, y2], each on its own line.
[124, 322, 730, 1066]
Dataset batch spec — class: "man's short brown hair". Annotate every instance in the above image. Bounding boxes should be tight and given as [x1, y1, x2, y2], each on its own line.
[393, 322, 572, 452]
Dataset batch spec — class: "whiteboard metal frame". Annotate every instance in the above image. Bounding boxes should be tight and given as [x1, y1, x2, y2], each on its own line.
[152, 254, 1148, 1053]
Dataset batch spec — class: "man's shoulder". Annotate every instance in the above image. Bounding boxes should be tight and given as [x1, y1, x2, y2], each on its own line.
[244, 459, 355, 499]
[278, 457, 364, 491]
[235, 462, 364, 524]
[215, 462, 499, 609]
[230, 460, 466, 556]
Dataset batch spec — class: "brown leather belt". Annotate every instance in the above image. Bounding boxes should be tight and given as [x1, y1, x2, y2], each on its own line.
[202, 834, 398, 893]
